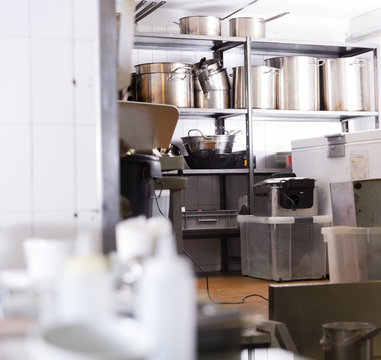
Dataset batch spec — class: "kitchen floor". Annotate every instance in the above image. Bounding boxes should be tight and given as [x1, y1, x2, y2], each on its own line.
[196, 271, 274, 318]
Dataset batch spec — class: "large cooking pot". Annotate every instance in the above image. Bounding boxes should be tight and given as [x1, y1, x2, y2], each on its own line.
[181, 129, 241, 155]
[135, 62, 194, 107]
[265, 56, 324, 110]
[229, 12, 289, 38]
[232, 65, 279, 109]
[176, 0, 258, 36]
[321, 57, 371, 111]
[193, 58, 231, 109]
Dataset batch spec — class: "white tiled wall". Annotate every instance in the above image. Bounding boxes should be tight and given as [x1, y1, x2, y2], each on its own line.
[0, 0, 103, 268]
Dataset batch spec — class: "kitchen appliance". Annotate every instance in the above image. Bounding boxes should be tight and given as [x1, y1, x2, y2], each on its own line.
[118, 101, 182, 218]
[330, 178, 381, 226]
[193, 58, 231, 109]
[292, 129, 381, 215]
[229, 12, 289, 38]
[181, 129, 240, 155]
[175, 0, 258, 36]
[322, 57, 371, 111]
[253, 176, 318, 217]
[232, 65, 278, 109]
[265, 56, 324, 110]
[135, 62, 194, 107]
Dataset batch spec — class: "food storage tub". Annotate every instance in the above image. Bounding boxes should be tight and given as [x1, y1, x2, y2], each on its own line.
[238, 215, 332, 281]
[322, 226, 381, 283]
[182, 210, 238, 230]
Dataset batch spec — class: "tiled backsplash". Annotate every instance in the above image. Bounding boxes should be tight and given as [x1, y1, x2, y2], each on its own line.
[0, 0, 102, 268]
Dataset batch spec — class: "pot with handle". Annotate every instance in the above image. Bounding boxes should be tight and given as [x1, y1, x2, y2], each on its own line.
[175, 0, 258, 36]
[321, 57, 371, 111]
[264, 56, 325, 110]
[229, 12, 290, 38]
[181, 129, 241, 155]
[232, 65, 279, 109]
[135, 62, 194, 107]
[193, 58, 231, 109]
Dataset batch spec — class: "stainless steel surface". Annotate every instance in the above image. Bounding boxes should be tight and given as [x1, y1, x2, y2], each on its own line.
[265, 56, 323, 110]
[101, 0, 119, 253]
[195, 90, 231, 108]
[321, 322, 375, 360]
[330, 179, 381, 227]
[244, 38, 255, 215]
[135, 1, 166, 23]
[181, 129, 238, 154]
[269, 281, 381, 360]
[233, 66, 278, 109]
[178, 16, 221, 36]
[177, 0, 258, 36]
[135, 62, 194, 107]
[134, 32, 378, 58]
[322, 57, 371, 111]
[229, 12, 289, 38]
[193, 58, 231, 109]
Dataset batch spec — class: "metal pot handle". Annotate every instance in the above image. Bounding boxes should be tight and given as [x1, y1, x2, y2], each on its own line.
[264, 12, 290, 23]
[263, 68, 281, 74]
[173, 21, 180, 25]
[350, 59, 365, 67]
[227, 130, 243, 135]
[188, 129, 205, 137]
[169, 66, 193, 80]
[309, 59, 326, 67]
[221, 0, 258, 21]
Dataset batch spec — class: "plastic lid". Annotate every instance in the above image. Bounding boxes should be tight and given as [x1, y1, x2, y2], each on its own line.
[321, 226, 381, 236]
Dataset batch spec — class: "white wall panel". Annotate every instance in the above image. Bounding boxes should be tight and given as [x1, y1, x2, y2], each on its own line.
[74, 0, 99, 40]
[33, 125, 75, 211]
[30, 0, 72, 39]
[0, 38, 31, 124]
[76, 125, 99, 210]
[0, 0, 29, 37]
[33, 211, 77, 239]
[74, 40, 98, 125]
[0, 211, 32, 269]
[0, 125, 32, 211]
[31, 39, 74, 125]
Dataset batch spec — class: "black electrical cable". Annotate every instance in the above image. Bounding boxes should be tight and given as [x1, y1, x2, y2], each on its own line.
[153, 182, 168, 219]
[182, 248, 269, 304]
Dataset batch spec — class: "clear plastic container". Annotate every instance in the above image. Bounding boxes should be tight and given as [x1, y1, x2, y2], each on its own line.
[322, 226, 381, 283]
[238, 215, 332, 281]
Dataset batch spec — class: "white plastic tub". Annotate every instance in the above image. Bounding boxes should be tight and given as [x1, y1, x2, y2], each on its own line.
[238, 215, 332, 281]
[322, 226, 381, 283]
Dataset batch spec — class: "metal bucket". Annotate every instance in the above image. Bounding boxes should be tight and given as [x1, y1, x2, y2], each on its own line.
[322, 57, 371, 111]
[321, 322, 375, 360]
[232, 66, 278, 109]
[135, 62, 194, 107]
[265, 56, 324, 110]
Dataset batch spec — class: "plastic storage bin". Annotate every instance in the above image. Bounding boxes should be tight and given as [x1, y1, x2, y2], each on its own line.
[182, 210, 238, 230]
[322, 226, 381, 283]
[238, 215, 332, 281]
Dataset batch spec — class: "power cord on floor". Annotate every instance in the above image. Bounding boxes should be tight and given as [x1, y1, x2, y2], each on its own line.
[153, 188, 269, 304]
[182, 248, 269, 304]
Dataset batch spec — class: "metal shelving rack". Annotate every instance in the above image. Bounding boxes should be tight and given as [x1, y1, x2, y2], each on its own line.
[134, 31, 380, 214]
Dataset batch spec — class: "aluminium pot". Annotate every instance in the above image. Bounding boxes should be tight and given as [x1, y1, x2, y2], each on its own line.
[265, 56, 324, 110]
[229, 12, 289, 38]
[181, 129, 241, 155]
[321, 57, 370, 111]
[193, 58, 231, 109]
[135, 62, 194, 107]
[176, 0, 258, 36]
[232, 66, 278, 109]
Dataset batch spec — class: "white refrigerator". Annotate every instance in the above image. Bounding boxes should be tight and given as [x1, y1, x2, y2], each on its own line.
[292, 128, 381, 215]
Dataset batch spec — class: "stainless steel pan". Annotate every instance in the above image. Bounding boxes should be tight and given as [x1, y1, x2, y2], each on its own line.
[229, 12, 289, 38]
[175, 0, 258, 36]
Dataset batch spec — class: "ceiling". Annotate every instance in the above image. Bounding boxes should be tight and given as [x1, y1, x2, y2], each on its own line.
[158, 0, 381, 19]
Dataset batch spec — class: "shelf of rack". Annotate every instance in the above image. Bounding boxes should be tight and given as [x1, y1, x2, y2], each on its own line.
[163, 168, 288, 176]
[251, 109, 379, 122]
[178, 108, 247, 119]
